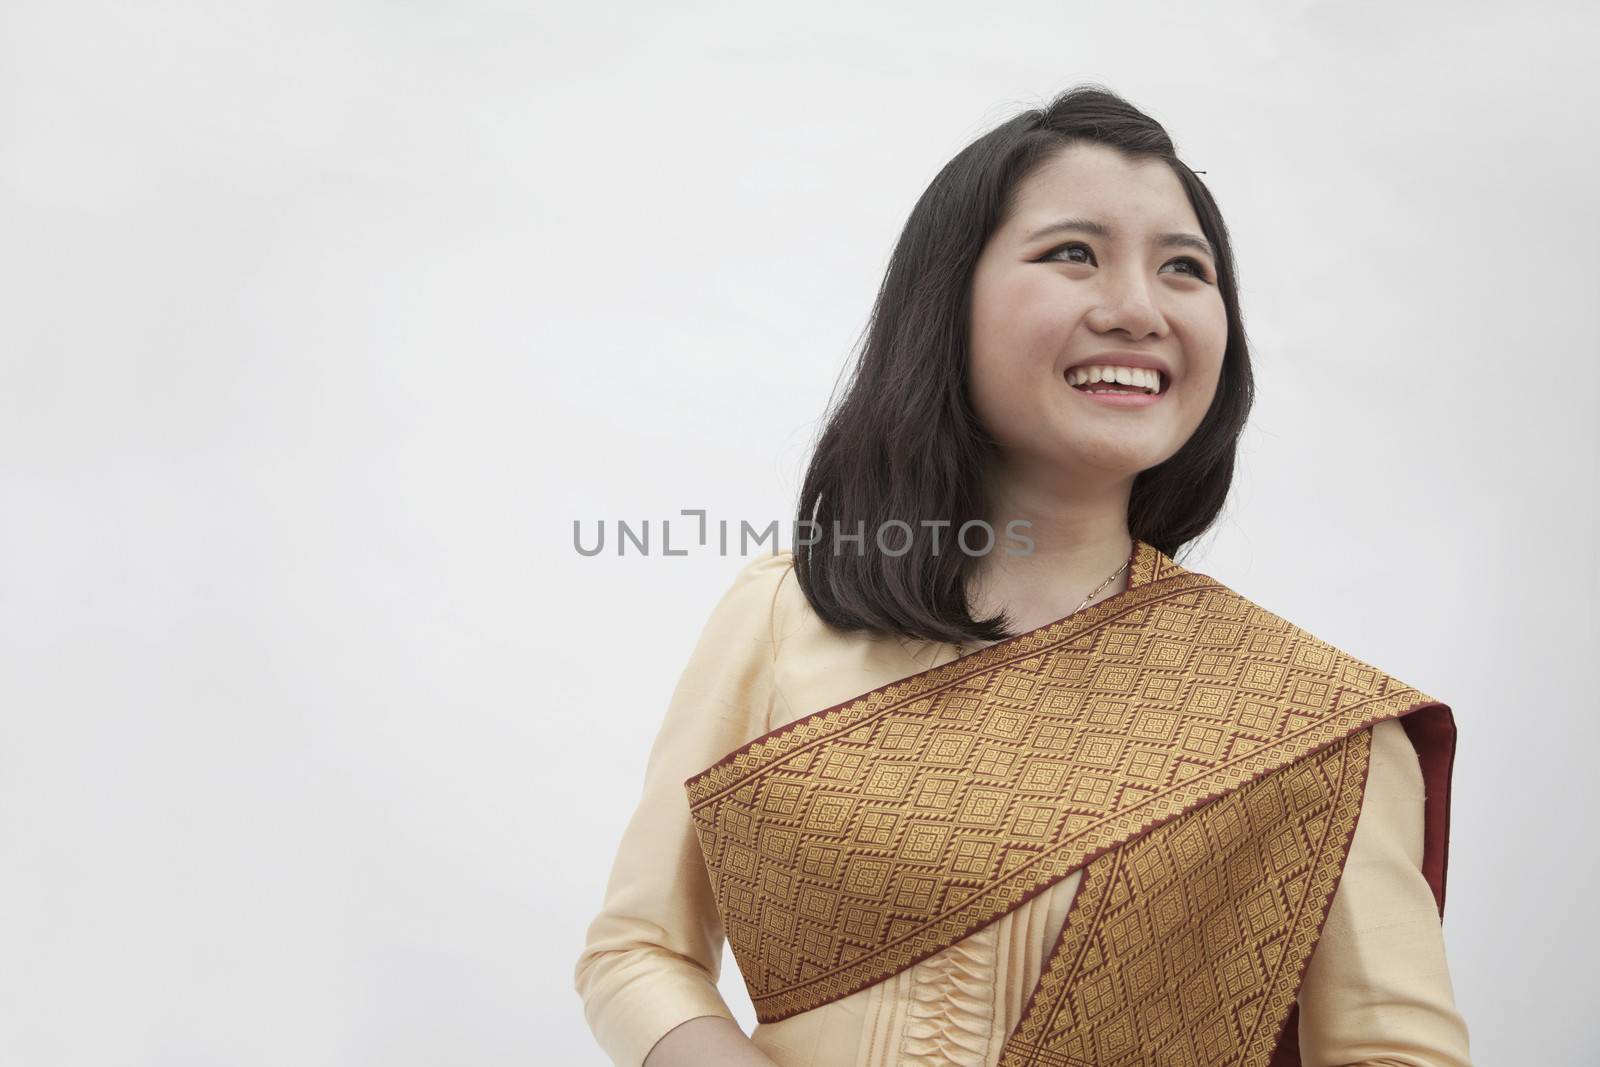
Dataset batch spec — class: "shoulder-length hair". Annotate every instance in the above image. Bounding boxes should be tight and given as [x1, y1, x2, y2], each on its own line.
[793, 84, 1255, 647]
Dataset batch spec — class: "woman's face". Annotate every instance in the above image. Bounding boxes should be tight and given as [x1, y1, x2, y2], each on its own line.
[968, 143, 1228, 488]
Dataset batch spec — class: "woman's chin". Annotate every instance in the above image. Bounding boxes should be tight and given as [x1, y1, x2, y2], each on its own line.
[1053, 436, 1178, 480]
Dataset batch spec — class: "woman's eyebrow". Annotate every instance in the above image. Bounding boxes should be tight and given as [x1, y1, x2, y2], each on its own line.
[1022, 217, 1216, 260]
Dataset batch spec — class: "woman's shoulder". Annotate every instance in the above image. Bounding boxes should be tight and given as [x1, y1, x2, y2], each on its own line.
[724, 550, 888, 658]
[1199, 570, 1440, 695]
[725, 549, 798, 608]
[714, 550, 799, 641]
[1198, 575, 1441, 786]
[730, 547, 797, 582]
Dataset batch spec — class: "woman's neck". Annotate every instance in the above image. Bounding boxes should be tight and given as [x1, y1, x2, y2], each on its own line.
[962, 466, 1137, 646]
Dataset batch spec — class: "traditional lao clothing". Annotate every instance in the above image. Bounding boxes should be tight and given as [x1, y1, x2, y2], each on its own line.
[575, 542, 1471, 1066]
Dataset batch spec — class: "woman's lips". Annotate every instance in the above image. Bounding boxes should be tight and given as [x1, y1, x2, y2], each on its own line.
[1065, 371, 1167, 408]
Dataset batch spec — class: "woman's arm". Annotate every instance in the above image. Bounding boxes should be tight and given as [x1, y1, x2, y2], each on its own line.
[573, 553, 793, 1067]
[1295, 717, 1473, 1067]
[643, 1016, 780, 1067]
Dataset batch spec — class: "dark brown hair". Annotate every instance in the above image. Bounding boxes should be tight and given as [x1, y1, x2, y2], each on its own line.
[793, 83, 1255, 647]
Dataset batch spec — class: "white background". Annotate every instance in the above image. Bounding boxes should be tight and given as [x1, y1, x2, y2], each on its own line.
[2, 1, 1595, 1064]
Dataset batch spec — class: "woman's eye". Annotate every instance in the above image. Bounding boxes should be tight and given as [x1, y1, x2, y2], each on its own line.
[1045, 242, 1095, 265]
[1163, 256, 1213, 281]
[1043, 244, 1212, 283]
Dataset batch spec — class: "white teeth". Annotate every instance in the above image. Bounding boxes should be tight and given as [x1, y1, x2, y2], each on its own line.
[1066, 364, 1162, 393]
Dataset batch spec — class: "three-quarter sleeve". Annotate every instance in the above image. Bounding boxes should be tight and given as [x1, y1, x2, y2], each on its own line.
[1296, 716, 1473, 1067]
[573, 552, 793, 1067]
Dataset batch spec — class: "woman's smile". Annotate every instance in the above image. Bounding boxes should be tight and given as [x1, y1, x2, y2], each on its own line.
[1063, 359, 1170, 408]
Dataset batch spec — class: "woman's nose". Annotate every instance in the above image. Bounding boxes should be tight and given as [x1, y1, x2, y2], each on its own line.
[1086, 278, 1164, 338]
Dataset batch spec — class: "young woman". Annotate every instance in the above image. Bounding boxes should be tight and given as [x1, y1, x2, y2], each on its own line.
[574, 86, 1472, 1067]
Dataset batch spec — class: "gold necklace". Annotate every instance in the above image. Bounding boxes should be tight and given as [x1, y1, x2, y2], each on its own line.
[1073, 554, 1131, 614]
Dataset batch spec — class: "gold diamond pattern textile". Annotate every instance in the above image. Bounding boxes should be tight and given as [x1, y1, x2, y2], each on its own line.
[683, 540, 1443, 1059]
[995, 723, 1371, 1066]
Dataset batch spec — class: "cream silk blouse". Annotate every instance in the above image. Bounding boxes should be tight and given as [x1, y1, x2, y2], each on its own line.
[573, 552, 1473, 1067]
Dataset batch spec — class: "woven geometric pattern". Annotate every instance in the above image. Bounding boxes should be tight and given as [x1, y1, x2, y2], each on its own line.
[996, 726, 1371, 1067]
[683, 540, 1443, 1034]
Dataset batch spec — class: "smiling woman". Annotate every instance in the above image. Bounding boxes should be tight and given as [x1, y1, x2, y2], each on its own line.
[967, 143, 1229, 492]
[574, 85, 1473, 1067]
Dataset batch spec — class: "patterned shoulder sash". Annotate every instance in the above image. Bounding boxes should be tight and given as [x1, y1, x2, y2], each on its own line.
[683, 540, 1455, 1067]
